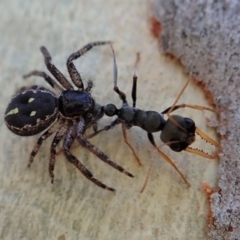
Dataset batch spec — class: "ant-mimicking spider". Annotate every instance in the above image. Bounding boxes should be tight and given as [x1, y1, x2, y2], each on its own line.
[87, 44, 219, 187]
[4, 41, 134, 192]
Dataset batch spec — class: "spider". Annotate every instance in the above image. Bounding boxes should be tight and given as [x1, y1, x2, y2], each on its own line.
[4, 41, 133, 192]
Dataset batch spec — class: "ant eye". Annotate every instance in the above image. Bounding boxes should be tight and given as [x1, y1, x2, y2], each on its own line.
[184, 118, 195, 132]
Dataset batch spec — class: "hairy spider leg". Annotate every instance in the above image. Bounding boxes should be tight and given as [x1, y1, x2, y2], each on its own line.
[63, 123, 116, 192]
[40, 46, 74, 90]
[67, 41, 111, 91]
[49, 126, 67, 183]
[28, 121, 61, 167]
[76, 117, 134, 178]
[85, 80, 94, 93]
[23, 70, 64, 93]
[66, 42, 111, 133]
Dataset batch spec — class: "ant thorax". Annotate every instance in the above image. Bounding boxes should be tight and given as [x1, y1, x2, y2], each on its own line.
[131, 109, 166, 133]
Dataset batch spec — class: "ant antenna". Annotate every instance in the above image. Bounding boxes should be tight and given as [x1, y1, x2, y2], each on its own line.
[140, 141, 181, 193]
[110, 43, 118, 88]
[109, 43, 127, 103]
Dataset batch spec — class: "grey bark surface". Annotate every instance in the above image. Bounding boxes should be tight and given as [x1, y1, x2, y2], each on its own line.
[153, 0, 240, 239]
[0, 0, 220, 239]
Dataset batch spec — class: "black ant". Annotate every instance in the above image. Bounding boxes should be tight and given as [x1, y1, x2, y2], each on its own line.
[87, 44, 219, 187]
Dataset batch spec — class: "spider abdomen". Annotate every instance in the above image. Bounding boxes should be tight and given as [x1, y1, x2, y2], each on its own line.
[58, 90, 94, 118]
[5, 87, 58, 136]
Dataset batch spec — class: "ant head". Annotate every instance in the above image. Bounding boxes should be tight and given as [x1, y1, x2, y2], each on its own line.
[160, 115, 196, 152]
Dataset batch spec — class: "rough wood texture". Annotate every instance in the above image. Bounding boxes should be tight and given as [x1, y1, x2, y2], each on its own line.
[152, 0, 240, 239]
[0, 0, 219, 239]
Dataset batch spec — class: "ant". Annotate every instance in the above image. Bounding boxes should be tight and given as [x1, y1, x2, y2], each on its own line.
[87, 44, 219, 187]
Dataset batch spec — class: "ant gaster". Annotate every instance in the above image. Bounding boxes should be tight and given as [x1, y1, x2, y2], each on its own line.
[88, 44, 219, 187]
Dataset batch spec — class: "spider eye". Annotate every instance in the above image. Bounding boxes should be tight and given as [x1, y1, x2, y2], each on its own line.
[59, 90, 93, 117]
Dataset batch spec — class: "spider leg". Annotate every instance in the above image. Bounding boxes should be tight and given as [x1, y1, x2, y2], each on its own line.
[63, 125, 115, 192]
[77, 117, 134, 178]
[67, 41, 111, 90]
[28, 121, 61, 167]
[40, 46, 74, 90]
[86, 113, 98, 132]
[147, 132, 191, 187]
[49, 126, 67, 183]
[86, 118, 121, 139]
[23, 70, 64, 93]
[63, 118, 121, 154]
[85, 80, 93, 92]
[121, 124, 142, 166]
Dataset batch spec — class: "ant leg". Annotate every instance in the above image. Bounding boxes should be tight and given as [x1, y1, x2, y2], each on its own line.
[49, 126, 67, 183]
[40, 46, 74, 90]
[28, 121, 61, 167]
[121, 124, 142, 166]
[140, 145, 158, 193]
[67, 41, 111, 90]
[147, 133, 191, 187]
[131, 52, 140, 107]
[76, 117, 134, 178]
[140, 141, 183, 193]
[23, 70, 64, 93]
[161, 104, 216, 114]
[63, 125, 115, 192]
